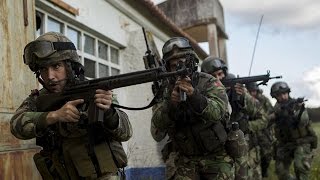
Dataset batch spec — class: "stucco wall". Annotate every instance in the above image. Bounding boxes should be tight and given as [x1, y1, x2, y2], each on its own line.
[0, 0, 41, 179]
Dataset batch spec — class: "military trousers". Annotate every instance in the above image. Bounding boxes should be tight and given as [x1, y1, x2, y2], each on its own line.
[275, 143, 313, 180]
[247, 146, 261, 180]
[165, 152, 235, 180]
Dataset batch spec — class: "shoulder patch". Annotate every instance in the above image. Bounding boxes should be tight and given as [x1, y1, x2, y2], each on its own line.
[213, 80, 223, 87]
[30, 89, 39, 97]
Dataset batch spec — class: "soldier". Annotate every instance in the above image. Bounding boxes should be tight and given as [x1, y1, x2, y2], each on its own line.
[10, 32, 132, 180]
[270, 81, 318, 180]
[201, 56, 268, 180]
[151, 37, 235, 179]
[246, 82, 274, 179]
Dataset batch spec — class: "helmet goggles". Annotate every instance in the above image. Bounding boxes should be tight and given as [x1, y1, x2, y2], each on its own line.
[23, 40, 76, 66]
[271, 81, 290, 97]
[162, 37, 192, 55]
[212, 59, 224, 70]
[273, 82, 288, 91]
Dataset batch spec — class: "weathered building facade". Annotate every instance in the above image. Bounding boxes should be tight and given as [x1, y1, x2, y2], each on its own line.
[0, 0, 226, 179]
[158, 0, 228, 62]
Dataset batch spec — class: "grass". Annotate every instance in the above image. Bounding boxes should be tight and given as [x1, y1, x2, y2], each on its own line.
[265, 122, 320, 180]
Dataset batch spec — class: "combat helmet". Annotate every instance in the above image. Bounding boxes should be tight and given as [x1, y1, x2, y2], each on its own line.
[270, 81, 291, 97]
[162, 37, 199, 71]
[201, 56, 228, 75]
[23, 31, 80, 72]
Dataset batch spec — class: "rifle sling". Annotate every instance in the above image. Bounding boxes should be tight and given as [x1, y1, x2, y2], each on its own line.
[111, 96, 158, 110]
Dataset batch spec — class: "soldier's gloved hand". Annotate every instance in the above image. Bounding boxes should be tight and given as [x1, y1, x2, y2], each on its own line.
[176, 76, 194, 96]
[47, 99, 84, 125]
[95, 89, 113, 111]
[234, 83, 245, 96]
[170, 76, 194, 106]
[269, 113, 276, 121]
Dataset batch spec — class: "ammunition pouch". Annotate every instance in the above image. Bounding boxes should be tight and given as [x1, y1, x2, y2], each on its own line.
[33, 151, 69, 180]
[310, 139, 317, 149]
[108, 139, 128, 168]
[197, 121, 227, 153]
[93, 125, 128, 169]
[248, 133, 259, 150]
[307, 124, 318, 149]
[173, 121, 227, 156]
[236, 115, 249, 134]
[161, 141, 174, 161]
[36, 126, 60, 151]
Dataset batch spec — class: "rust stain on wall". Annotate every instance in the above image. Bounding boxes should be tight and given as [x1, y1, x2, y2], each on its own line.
[0, 0, 37, 112]
[0, 150, 41, 180]
[0, 120, 20, 149]
[0, 0, 10, 110]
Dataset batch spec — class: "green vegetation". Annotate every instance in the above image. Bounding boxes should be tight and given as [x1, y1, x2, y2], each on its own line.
[266, 122, 320, 180]
[310, 122, 320, 180]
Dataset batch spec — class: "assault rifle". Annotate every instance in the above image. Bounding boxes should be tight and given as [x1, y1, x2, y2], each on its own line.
[36, 67, 192, 125]
[280, 97, 306, 111]
[221, 71, 282, 87]
[222, 71, 281, 112]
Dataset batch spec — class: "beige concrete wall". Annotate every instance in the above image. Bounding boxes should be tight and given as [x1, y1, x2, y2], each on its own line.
[0, 0, 41, 179]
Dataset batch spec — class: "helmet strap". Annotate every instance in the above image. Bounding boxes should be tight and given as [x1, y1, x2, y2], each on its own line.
[36, 72, 50, 91]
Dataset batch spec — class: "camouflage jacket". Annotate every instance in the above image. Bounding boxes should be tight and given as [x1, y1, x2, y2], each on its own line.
[273, 98, 315, 144]
[256, 93, 273, 114]
[151, 72, 230, 156]
[230, 92, 268, 134]
[10, 88, 132, 177]
[10, 88, 132, 141]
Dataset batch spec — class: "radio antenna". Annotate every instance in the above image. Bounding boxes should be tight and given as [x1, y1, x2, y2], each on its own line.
[249, 15, 264, 76]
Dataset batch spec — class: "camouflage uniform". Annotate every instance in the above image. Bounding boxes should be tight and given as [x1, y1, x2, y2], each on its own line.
[10, 32, 132, 180]
[255, 92, 274, 178]
[152, 72, 235, 180]
[273, 98, 317, 180]
[199, 58, 266, 180]
[230, 92, 268, 180]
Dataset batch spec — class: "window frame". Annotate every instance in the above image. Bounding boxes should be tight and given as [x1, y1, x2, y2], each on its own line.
[35, 9, 122, 79]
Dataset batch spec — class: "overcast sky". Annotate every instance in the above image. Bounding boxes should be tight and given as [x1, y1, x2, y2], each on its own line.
[153, 0, 320, 107]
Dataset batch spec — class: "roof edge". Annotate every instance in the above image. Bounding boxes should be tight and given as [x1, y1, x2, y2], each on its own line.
[138, 0, 208, 60]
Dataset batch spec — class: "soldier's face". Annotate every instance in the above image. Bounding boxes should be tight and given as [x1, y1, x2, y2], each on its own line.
[275, 92, 289, 103]
[168, 58, 186, 72]
[249, 90, 257, 98]
[40, 61, 67, 93]
[212, 70, 225, 80]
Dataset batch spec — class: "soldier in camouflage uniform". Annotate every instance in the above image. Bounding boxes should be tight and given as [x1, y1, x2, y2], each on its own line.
[151, 38, 235, 179]
[201, 56, 268, 180]
[10, 32, 132, 180]
[246, 82, 274, 178]
[270, 81, 318, 180]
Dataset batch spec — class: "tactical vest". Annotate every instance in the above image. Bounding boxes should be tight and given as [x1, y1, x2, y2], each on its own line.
[33, 89, 126, 179]
[167, 72, 228, 156]
[275, 116, 310, 143]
